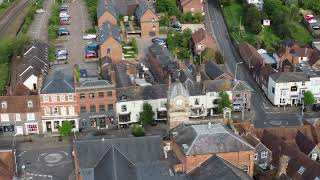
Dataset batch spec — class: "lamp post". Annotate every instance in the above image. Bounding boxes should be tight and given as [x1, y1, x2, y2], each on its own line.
[235, 62, 243, 81]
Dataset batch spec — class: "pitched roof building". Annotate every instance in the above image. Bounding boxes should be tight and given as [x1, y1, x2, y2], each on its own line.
[192, 28, 217, 55]
[0, 149, 15, 180]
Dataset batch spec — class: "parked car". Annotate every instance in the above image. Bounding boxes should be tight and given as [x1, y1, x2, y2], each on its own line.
[312, 26, 320, 30]
[36, 9, 45, 13]
[56, 55, 67, 61]
[83, 34, 97, 40]
[85, 51, 97, 58]
[59, 12, 70, 18]
[60, 17, 70, 21]
[55, 48, 68, 56]
[60, 20, 70, 25]
[86, 42, 99, 51]
[60, 4, 68, 11]
[312, 104, 320, 112]
[58, 27, 69, 36]
[171, 22, 182, 31]
[308, 19, 317, 24]
[152, 38, 167, 47]
[304, 14, 315, 21]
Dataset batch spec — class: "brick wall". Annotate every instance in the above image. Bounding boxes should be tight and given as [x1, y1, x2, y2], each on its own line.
[140, 10, 159, 37]
[100, 38, 123, 63]
[181, 0, 203, 14]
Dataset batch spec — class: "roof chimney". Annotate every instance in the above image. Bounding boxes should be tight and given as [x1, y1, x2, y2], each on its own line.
[277, 155, 290, 177]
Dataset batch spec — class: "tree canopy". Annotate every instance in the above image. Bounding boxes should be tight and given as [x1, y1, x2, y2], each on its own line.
[131, 125, 146, 137]
[58, 121, 73, 137]
[138, 103, 155, 126]
[303, 91, 316, 106]
[217, 91, 232, 113]
[167, 28, 193, 60]
[244, 5, 262, 34]
[155, 0, 180, 16]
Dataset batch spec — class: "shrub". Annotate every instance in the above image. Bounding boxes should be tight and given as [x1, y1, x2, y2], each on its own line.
[131, 125, 145, 137]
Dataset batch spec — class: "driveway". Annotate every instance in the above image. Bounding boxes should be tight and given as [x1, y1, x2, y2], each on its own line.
[28, 0, 53, 42]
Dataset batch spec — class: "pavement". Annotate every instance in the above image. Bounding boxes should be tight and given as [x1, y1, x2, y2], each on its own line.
[204, 0, 305, 128]
[28, 0, 53, 42]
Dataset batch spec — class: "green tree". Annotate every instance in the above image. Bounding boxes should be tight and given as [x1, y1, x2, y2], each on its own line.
[303, 91, 316, 106]
[138, 103, 155, 126]
[167, 28, 192, 60]
[201, 48, 215, 63]
[14, 34, 31, 55]
[220, 0, 231, 6]
[131, 125, 146, 137]
[58, 121, 73, 137]
[214, 51, 224, 64]
[217, 91, 232, 113]
[244, 5, 262, 34]
[155, 0, 180, 16]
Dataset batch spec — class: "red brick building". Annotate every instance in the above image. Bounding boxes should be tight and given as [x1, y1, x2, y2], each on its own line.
[179, 0, 204, 14]
[136, 2, 159, 37]
[192, 28, 217, 55]
[0, 149, 15, 180]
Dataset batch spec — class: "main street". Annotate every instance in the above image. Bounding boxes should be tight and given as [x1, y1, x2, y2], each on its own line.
[204, 0, 302, 128]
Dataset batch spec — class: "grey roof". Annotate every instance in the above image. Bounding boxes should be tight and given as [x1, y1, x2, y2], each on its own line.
[179, 69, 195, 84]
[173, 123, 254, 155]
[204, 79, 253, 92]
[41, 70, 74, 94]
[169, 82, 189, 98]
[185, 81, 203, 96]
[204, 61, 224, 80]
[75, 136, 188, 180]
[135, 2, 155, 19]
[270, 72, 309, 83]
[148, 44, 178, 73]
[80, 80, 111, 87]
[188, 156, 253, 180]
[97, 0, 117, 19]
[117, 84, 168, 101]
[99, 22, 121, 44]
[114, 64, 132, 88]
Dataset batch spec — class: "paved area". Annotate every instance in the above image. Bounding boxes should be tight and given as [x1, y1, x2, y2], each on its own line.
[28, 0, 53, 42]
[181, 23, 205, 33]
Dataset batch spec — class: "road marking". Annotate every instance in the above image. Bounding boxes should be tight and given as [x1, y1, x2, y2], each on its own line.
[17, 151, 27, 157]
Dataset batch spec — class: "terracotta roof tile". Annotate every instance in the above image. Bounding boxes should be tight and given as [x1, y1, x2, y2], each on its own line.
[0, 95, 40, 113]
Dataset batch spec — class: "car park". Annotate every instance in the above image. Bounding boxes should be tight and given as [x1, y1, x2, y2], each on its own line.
[60, 17, 70, 21]
[86, 42, 99, 51]
[58, 27, 69, 36]
[83, 34, 97, 40]
[60, 12, 70, 18]
[60, 4, 68, 11]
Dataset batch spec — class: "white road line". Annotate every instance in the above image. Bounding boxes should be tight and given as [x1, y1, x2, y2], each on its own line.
[17, 151, 27, 157]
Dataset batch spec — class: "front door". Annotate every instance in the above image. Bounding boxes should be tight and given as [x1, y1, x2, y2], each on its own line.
[16, 126, 23, 135]
[46, 122, 52, 132]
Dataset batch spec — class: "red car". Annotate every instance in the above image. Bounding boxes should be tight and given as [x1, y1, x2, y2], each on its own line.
[304, 15, 315, 21]
[85, 51, 97, 58]
[60, 20, 70, 25]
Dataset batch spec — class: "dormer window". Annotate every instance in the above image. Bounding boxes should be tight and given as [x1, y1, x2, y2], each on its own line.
[27, 100, 33, 108]
[1, 101, 7, 109]
[195, 98, 199, 105]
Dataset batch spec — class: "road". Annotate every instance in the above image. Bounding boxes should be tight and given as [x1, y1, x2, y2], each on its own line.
[204, 0, 302, 128]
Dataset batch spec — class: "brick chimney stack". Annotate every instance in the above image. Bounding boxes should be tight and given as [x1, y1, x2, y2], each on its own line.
[277, 155, 290, 177]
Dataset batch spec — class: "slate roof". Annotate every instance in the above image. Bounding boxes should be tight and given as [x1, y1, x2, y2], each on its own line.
[241, 133, 260, 148]
[0, 95, 39, 113]
[117, 84, 168, 101]
[97, 0, 117, 18]
[203, 79, 253, 92]
[188, 155, 252, 180]
[270, 72, 309, 83]
[135, 2, 155, 19]
[75, 136, 187, 180]
[169, 82, 190, 98]
[295, 130, 317, 156]
[99, 22, 121, 44]
[204, 61, 224, 80]
[173, 123, 254, 156]
[185, 81, 203, 96]
[114, 64, 132, 88]
[147, 44, 178, 73]
[41, 70, 74, 94]
[79, 80, 111, 87]
[179, 69, 195, 84]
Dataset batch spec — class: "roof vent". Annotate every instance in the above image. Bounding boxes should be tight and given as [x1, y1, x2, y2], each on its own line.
[298, 166, 305, 175]
[182, 144, 189, 151]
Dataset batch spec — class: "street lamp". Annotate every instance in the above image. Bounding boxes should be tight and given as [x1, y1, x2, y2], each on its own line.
[235, 62, 243, 81]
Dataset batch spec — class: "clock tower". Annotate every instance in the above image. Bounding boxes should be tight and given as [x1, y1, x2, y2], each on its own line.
[167, 82, 190, 129]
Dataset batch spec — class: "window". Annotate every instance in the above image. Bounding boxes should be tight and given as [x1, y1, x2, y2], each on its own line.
[52, 95, 58, 102]
[261, 151, 268, 158]
[291, 86, 298, 91]
[235, 94, 241, 97]
[60, 95, 65, 102]
[68, 95, 74, 101]
[243, 165, 249, 174]
[98, 92, 104, 98]
[61, 106, 67, 115]
[190, 7, 194, 12]
[213, 99, 219, 104]
[80, 93, 85, 100]
[69, 106, 75, 115]
[311, 153, 318, 160]
[27, 100, 33, 108]
[27, 113, 35, 121]
[298, 166, 305, 175]
[152, 18, 155, 22]
[45, 106, 50, 115]
[108, 104, 113, 111]
[107, 91, 113, 97]
[99, 105, 105, 112]
[272, 87, 275, 94]
[53, 107, 59, 115]
[26, 124, 38, 134]
[195, 98, 199, 105]
[121, 105, 127, 112]
[43, 95, 49, 102]
[89, 93, 95, 99]
[254, 153, 258, 160]
[15, 114, 21, 121]
[1, 101, 7, 108]
[301, 90, 305, 95]
[1, 114, 9, 121]
[302, 82, 305, 86]
[90, 105, 96, 112]
[54, 121, 60, 129]
[80, 106, 86, 113]
[107, 48, 111, 54]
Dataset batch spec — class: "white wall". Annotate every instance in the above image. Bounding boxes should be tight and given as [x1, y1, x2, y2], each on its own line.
[309, 77, 320, 103]
[23, 75, 38, 90]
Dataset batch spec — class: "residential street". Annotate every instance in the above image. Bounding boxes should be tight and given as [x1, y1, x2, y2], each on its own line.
[204, 0, 303, 128]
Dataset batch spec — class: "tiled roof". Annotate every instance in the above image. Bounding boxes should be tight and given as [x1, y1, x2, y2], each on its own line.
[0, 95, 39, 113]
[0, 150, 14, 180]
[41, 70, 74, 94]
[188, 155, 253, 180]
[135, 2, 155, 19]
[203, 78, 253, 92]
[114, 64, 132, 88]
[79, 80, 111, 87]
[294, 130, 317, 156]
[192, 28, 215, 45]
[238, 43, 264, 68]
[147, 44, 178, 72]
[204, 61, 224, 80]
[173, 123, 254, 156]
[116, 84, 168, 101]
[97, 0, 117, 18]
[169, 82, 189, 98]
[99, 22, 121, 44]
[270, 72, 309, 83]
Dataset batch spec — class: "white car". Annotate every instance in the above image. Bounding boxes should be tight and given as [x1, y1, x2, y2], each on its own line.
[36, 9, 45, 13]
[308, 19, 317, 24]
[60, 12, 70, 18]
[56, 55, 67, 61]
[83, 34, 97, 40]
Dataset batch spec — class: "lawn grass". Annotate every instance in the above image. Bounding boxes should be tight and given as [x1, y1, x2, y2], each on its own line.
[259, 27, 280, 52]
[289, 22, 312, 44]
[0, 63, 9, 94]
